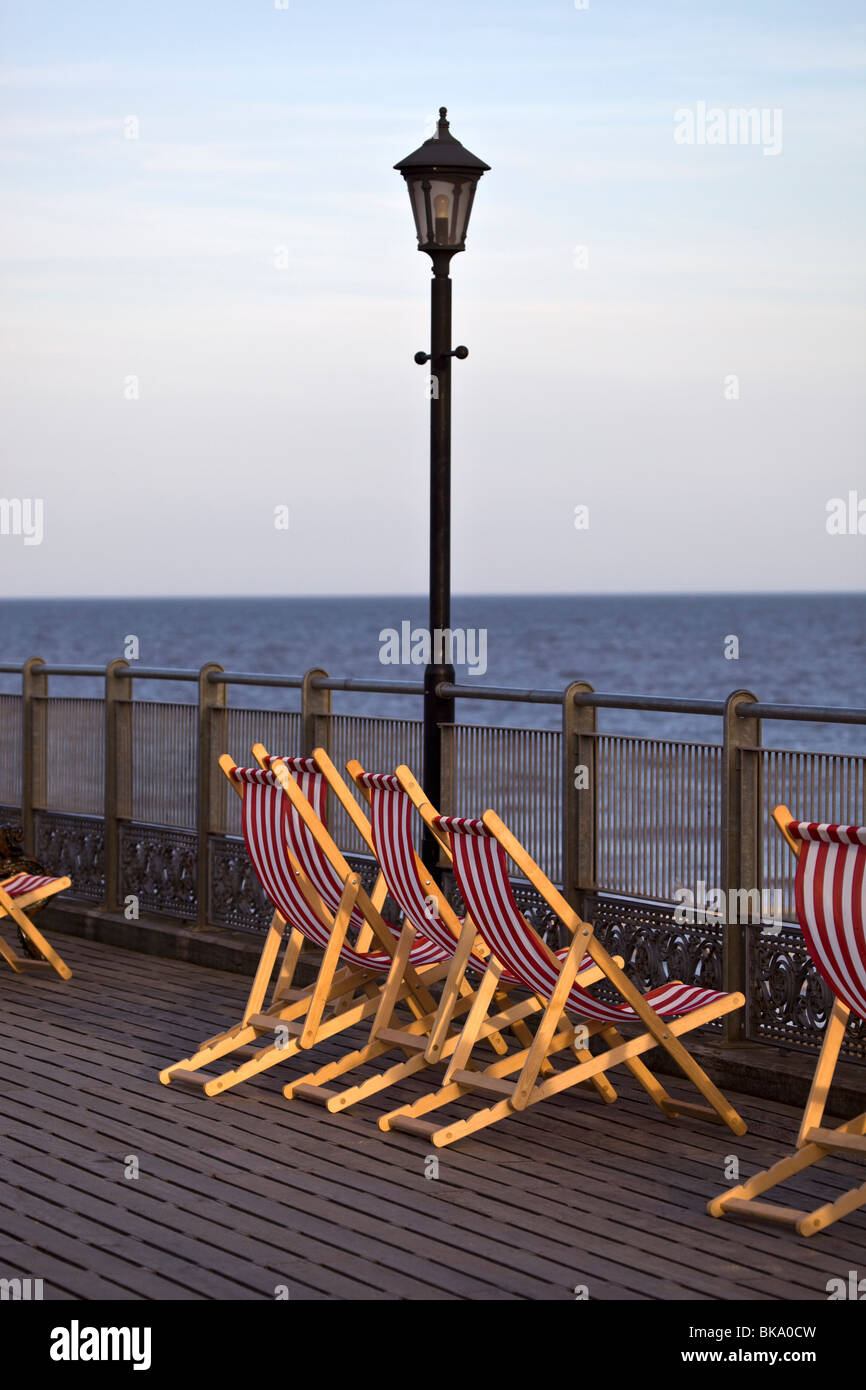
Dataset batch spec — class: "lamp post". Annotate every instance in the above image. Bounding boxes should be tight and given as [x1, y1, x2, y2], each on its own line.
[395, 108, 489, 867]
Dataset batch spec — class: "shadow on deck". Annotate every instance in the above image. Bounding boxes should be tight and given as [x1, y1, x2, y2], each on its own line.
[1, 934, 863, 1301]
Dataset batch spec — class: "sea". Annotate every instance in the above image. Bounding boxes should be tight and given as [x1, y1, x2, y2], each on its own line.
[1, 593, 864, 752]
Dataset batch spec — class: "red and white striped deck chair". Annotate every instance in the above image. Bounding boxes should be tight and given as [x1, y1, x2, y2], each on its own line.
[279, 757, 612, 1113]
[0, 868, 72, 979]
[160, 752, 445, 1097]
[710, 808, 866, 1236]
[381, 808, 747, 1147]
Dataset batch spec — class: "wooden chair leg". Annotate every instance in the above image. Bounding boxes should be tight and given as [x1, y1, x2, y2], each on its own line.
[240, 914, 286, 1024]
[511, 924, 593, 1109]
[442, 957, 506, 1080]
[368, 921, 418, 1040]
[270, 926, 305, 1006]
[425, 917, 484, 1062]
[383, 996, 746, 1148]
[0, 934, 27, 972]
[205, 981, 396, 1096]
[708, 1109, 866, 1234]
[0, 896, 72, 980]
[598, 1027, 675, 1114]
[299, 876, 359, 1047]
[796, 998, 849, 1146]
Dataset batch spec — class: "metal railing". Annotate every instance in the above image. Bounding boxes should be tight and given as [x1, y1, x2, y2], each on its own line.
[0, 657, 863, 1062]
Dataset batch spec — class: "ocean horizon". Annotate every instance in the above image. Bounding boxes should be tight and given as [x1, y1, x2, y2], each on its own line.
[2, 592, 863, 751]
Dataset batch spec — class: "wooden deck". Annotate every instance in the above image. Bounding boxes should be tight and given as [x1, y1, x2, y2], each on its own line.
[1, 933, 864, 1301]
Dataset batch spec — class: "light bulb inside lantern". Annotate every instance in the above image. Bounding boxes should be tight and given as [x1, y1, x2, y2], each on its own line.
[433, 193, 450, 243]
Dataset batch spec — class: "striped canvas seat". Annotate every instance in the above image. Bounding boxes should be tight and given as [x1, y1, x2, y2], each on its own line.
[1, 873, 62, 898]
[789, 821, 866, 1019]
[258, 757, 561, 1116]
[160, 751, 446, 1097]
[0, 866, 72, 978]
[380, 805, 746, 1145]
[435, 813, 730, 1022]
[233, 764, 443, 972]
[254, 756, 371, 937]
[709, 814, 866, 1236]
[357, 772, 593, 983]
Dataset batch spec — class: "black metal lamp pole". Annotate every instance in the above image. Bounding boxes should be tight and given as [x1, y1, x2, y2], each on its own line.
[395, 109, 489, 869]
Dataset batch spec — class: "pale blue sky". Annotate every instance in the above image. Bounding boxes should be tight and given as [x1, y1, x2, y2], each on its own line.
[1, 0, 864, 595]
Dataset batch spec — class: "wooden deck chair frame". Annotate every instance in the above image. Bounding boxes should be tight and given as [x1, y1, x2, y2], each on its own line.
[381, 807, 747, 1148]
[0, 872, 72, 979]
[708, 806, 866, 1236]
[159, 752, 446, 1097]
[275, 753, 612, 1115]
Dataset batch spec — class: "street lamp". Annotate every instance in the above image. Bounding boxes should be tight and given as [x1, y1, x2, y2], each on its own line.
[395, 108, 489, 864]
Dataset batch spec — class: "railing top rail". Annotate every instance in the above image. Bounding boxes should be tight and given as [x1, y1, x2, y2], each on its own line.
[117, 667, 200, 681]
[30, 665, 107, 678]
[738, 702, 866, 726]
[438, 682, 561, 705]
[574, 692, 726, 717]
[208, 671, 303, 689]
[0, 658, 863, 726]
[312, 676, 426, 696]
[440, 683, 726, 715]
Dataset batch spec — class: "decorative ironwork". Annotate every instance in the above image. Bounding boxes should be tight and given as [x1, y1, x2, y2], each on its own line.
[749, 923, 866, 1062]
[209, 835, 271, 932]
[34, 811, 105, 903]
[120, 822, 197, 920]
[583, 894, 724, 1022]
[207, 842, 408, 935]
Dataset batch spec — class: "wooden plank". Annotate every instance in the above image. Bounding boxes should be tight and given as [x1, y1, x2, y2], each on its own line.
[3, 932, 865, 1302]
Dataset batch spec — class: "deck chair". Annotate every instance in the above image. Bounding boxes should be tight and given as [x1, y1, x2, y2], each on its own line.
[380, 808, 747, 1147]
[278, 757, 612, 1113]
[159, 754, 446, 1097]
[0, 870, 72, 979]
[709, 810, 866, 1236]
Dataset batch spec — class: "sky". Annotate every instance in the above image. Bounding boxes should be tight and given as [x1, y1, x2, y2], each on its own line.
[0, 0, 864, 597]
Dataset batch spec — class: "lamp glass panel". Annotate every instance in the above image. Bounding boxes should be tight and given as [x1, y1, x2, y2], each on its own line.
[407, 175, 474, 248]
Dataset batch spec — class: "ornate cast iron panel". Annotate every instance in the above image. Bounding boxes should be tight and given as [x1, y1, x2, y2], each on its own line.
[209, 835, 271, 932]
[120, 822, 197, 921]
[749, 922, 866, 1062]
[583, 893, 725, 994]
[34, 811, 105, 903]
